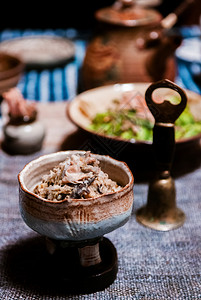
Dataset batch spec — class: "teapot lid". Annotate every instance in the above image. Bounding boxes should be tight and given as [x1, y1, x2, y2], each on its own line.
[95, 0, 162, 27]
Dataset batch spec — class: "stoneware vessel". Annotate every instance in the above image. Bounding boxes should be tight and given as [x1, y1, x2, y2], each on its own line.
[2, 118, 46, 155]
[80, 0, 181, 91]
[18, 150, 134, 292]
[18, 150, 134, 241]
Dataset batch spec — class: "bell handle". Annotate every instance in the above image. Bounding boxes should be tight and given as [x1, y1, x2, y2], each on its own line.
[145, 79, 187, 123]
[145, 79, 187, 175]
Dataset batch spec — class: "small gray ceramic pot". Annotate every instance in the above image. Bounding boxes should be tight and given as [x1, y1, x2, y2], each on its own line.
[3, 119, 45, 154]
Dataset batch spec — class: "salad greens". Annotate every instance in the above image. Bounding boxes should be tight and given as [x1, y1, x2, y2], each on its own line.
[89, 105, 201, 142]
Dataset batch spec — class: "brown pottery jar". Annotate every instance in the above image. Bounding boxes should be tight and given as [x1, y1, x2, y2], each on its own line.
[81, 0, 182, 91]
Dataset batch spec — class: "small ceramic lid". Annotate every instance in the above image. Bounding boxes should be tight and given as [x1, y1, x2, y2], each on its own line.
[95, 0, 162, 27]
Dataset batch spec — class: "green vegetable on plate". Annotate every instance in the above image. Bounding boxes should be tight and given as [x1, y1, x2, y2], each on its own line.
[89, 104, 201, 142]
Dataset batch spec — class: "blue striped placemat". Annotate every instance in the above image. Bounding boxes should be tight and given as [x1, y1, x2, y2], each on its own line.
[175, 26, 201, 94]
[0, 28, 88, 102]
[0, 26, 200, 103]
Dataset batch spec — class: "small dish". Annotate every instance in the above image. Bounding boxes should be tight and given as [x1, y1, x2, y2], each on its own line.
[18, 150, 134, 241]
[0, 36, 75, 69]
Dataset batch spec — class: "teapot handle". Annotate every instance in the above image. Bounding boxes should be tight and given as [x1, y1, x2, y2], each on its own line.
[145, 32, 182, 81]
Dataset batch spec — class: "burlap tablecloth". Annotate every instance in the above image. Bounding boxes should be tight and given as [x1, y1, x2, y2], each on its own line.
[0, 102, 201, 299]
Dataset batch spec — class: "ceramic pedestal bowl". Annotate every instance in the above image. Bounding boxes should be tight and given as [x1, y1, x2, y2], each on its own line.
[18, 150, 134, 293]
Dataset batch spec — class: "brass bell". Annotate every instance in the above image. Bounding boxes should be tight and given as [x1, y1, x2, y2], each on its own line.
[136, 79, 187, 231]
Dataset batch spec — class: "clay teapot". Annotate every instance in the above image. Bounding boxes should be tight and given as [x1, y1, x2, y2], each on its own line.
[80, 0, 182, 91]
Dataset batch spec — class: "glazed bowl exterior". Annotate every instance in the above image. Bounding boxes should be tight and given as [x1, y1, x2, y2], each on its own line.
[18, 151, 134, 241]
[0, 52, 24, 94]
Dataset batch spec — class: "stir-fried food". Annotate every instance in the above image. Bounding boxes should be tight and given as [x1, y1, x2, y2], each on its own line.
[34, 152, 121, 201]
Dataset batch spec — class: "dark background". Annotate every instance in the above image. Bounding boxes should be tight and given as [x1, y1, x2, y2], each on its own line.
[0, 0, 200, 30]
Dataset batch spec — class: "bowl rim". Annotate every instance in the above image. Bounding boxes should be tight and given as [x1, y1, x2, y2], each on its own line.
[67, 83, 201, 146]
[0, 35, 75, 70]
[95, 6, 162, 27]
[18, 150, 134, 204]
[0, 52, 24, 81]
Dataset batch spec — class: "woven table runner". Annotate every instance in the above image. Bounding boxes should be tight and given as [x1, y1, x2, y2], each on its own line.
[0, 101, 201, 299]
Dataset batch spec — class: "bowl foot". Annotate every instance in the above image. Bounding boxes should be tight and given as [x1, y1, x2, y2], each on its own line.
[45, 236, 118, 294]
